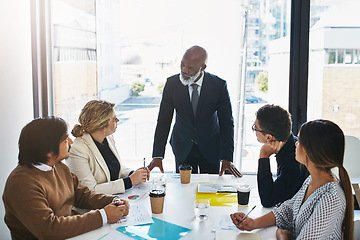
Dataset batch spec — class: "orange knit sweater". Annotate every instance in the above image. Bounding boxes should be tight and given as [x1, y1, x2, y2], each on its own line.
[3, 162, 115, 240]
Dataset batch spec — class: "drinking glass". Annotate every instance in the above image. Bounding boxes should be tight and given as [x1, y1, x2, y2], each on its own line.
[152, 175, 166, 191]
[194, 199, 210, 220]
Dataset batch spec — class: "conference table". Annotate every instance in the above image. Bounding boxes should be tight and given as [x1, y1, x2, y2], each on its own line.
[69, 173, 277, 240]
[69, 173, 360, 240]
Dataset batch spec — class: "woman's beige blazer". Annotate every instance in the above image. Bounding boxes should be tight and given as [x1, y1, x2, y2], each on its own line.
[66, 133, 132, 195]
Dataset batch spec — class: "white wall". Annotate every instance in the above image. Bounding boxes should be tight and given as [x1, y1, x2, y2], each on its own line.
[0, 0, 34, 238]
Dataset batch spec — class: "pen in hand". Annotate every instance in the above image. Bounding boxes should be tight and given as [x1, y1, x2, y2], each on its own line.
[240, 205, 256, 223]
[143, 157, 146, 169]
[114, 199, 123, 206]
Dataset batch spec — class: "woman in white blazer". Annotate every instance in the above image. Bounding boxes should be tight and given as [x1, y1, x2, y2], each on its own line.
[66, 100, 150, 195]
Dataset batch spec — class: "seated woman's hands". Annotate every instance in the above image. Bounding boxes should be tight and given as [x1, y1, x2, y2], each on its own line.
[129, 167, 150, 185]
[230, 212, 256, 231]
[104, 199, 129, 224]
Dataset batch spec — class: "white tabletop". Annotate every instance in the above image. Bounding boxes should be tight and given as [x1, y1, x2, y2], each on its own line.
[69, 173, 276, 240]
[69, 173, 360, 240]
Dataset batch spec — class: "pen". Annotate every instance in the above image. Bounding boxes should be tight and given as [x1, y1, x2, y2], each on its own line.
[143, 157, 146, 169]
[240, 205, 256, 223]
[217, 190, 237, 193]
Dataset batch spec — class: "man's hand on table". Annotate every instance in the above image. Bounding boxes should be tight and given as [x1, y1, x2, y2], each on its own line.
[219, 160, 243, 177]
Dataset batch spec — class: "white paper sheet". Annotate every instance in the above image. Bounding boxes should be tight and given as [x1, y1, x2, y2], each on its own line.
[215, 230, 259, 240]
[198, 183, 237, 193]
[110, 204, 153, 228]
[115, 182, 152, 202]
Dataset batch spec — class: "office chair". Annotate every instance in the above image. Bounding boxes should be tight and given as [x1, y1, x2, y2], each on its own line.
[344, 135, 360, 179]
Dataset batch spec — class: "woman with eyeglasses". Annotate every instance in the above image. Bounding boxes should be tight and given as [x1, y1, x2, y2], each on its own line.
[231, 119, 354, 239]
[66, 100, 150, 195]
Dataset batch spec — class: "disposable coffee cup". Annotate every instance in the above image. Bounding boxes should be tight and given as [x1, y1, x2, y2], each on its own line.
[149, 190, 166, 214]
[237, 184, 250, 206]
[179, 164, 192, 184]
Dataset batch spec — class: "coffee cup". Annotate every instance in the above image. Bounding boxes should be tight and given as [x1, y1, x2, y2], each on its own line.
[179, 164, 192, 184]
[149, 190, 166, 214]
[237, 184, 250, 206]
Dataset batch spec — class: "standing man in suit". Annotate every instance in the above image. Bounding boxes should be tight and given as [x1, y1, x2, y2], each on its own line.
[148, 46, 242, 177]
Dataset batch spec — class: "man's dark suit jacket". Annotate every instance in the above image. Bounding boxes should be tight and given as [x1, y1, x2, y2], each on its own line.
[152, 72, 234, 165]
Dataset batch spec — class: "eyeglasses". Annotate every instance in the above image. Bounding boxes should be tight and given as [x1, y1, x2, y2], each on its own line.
[252, 124, 269, 135]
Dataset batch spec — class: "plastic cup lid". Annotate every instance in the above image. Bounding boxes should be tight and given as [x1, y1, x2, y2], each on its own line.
[149, 190, 166, 197]
[179, 164, 192, 170]
[237, 184, 250, 192]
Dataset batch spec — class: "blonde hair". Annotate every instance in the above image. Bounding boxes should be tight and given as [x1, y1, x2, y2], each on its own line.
[72, 100, 115, 137]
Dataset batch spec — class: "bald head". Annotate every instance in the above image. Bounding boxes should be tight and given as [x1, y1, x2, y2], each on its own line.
[180, 46, 208, 83]
[184, 45, 208, 65]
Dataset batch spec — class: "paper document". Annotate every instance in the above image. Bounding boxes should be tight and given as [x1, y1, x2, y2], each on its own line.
[110, 204, 153, 228]
[116, 182, 152, 202]
[215, 230, 259, 240]
[216, 214, 240, 231]
[198, 183, 237, 193]
[215, 216, 259, 240]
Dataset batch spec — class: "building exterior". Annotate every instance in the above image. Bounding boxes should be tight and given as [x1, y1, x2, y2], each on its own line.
[269, 0, 360, 138]
[307, 2, 360, 138]
[52, 0, 98, 127]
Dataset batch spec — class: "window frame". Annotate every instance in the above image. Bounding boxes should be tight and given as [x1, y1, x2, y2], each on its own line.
[288, 0, 310, 135]
[31, 0, 313, 171]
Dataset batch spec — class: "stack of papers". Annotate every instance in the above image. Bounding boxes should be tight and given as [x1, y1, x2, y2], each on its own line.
[198, 183, 237, 193]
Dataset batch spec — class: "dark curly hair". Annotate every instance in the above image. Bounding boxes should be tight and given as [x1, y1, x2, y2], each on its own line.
[255, 104, 292, 141]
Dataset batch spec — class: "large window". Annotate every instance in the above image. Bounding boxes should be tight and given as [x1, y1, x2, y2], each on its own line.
[308, 0, 360, 139]
[48, 0, 291, 173]
[239, 0, 291, 172]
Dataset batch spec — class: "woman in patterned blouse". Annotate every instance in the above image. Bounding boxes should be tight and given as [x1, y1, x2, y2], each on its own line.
[231, 119, 354, 240]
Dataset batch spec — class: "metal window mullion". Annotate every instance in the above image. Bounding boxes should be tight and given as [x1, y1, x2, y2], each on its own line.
[30, 0, 53, 118]
[289, 0, 310, 134]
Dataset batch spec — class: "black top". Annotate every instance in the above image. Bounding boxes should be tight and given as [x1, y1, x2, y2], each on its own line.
[92, 135, 133, 189]
[257, 133, 309, 207]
